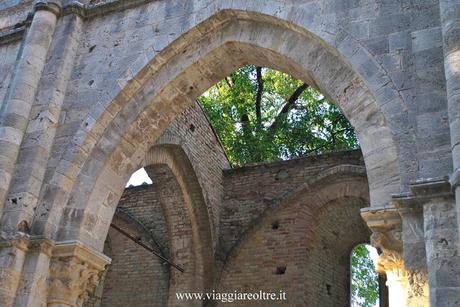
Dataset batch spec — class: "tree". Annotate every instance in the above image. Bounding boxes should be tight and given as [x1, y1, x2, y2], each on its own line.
[351, 245, 379, 307]
[198, 65, 378, 305]
[198, 65, 358, 166]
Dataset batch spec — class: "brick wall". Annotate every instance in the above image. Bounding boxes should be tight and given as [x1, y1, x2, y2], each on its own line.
[217, 197, 369, 306]
[153, 101, 230, 248]
[218, 150, 365, 258]
[85, 184, 170, 307]
[94, 149, 370, 306]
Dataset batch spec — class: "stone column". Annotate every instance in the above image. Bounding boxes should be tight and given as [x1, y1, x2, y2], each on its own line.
[14, 238, 54, 307]
[410, 178, 460, 306]
[378, 251, 407, 307]
[0, 0, 61, 213]
[439, 0, 460, 248]
[393, 197, 429, 306]
[3, 10, 84, 237]
[47, 241, 111, 307]
[0, 233, 29, 306]
[361, 206, 408, 307]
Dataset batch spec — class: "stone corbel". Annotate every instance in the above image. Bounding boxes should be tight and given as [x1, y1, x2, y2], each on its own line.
[361, 205, 404, 272]
[361, 205, 402, 251]
[47, 241, 111, 307]
[0, 231, 30, 252]
[361, 205, 408, 305]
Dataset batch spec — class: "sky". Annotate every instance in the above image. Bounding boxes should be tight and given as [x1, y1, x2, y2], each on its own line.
[125, 168, 152, 187]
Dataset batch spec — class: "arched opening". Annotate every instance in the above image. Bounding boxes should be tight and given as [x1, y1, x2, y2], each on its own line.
[33, 11, 406, 252]
[350, 243, 380, 307]
[27, 10, 410, 307]
[200, 64, 383, 305]
[86, 120, 222, 305]
[218, 168, 373, 305]
[198, 65, 358, 166]
[125, 168, 152, 187]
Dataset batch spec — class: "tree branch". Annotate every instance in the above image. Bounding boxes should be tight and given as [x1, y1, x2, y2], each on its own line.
[255, 66, 264, 128]
[270, 83, 309, 131]
[225, 77, 233, 88]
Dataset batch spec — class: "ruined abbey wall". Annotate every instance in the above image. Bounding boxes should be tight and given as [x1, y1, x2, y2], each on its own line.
[0, 0, 459, 306]
[94, 150, 370, 307]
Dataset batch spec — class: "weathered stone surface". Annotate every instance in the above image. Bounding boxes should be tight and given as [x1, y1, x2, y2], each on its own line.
[0, 0, 458, 306]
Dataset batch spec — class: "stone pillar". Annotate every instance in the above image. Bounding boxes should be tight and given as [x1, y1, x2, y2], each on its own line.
[378, 252, 407, 307]
[47, 241, 111, 307]
[393, 197, 429, 306]
[14, 238, 54, 307]
[439, 0, 460, 248]
[410, 178, 460, 306]
[0, 233, 29, 306]
[0, 0, 60, 213]
[361, 206, 409, 307]
[3, 10, 83, 237]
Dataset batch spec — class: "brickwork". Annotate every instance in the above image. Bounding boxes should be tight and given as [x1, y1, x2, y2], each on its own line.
[219, 150, 365, 257]
[152, 101, 230, 246]
[98, 215, 169, 307]
[96, 151, 369, 306]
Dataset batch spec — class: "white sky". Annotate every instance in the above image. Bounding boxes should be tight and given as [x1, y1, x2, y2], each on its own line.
[367, 245, 379, 264]
[126, 168, 152, 187]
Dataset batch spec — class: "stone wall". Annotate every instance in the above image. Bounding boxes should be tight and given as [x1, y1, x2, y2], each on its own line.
[0, 41, 20, 111]
[0, 1, 459, 306]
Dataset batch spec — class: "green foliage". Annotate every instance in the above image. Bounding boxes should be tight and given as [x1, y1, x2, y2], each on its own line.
[351, 245, 379, 307]
[198, 65, 358, 166]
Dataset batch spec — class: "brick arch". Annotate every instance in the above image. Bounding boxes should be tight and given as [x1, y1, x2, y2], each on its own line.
[31, 9, 408, 251]
[222, 165, 369, 262]
[217, 172, 370, 306]
[142, 144, 214, 298]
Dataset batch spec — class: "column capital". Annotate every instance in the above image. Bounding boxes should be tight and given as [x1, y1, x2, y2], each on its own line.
[48, 240, 111, 306]
[0, 231, 30, 251]
[34, 0, 62, 16]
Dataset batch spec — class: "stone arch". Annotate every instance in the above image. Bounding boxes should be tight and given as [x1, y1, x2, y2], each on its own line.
[31, 9, 410, 253]
[217, 169, 370, 306]
[142, 144, 214, 298]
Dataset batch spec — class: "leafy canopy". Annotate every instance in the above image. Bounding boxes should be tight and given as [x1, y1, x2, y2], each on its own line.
[198, 65, 358, 166]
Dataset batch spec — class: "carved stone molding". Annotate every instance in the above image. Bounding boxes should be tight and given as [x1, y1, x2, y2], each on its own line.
[373, 246, 404, 275]
[406, 268, 428, 299]
[408, 177, 453, 200]
[0, 231, 30, 251]
[361, 205, 407, 286]
[48, 241, 111, 307]
[361, 205, 402, 253]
